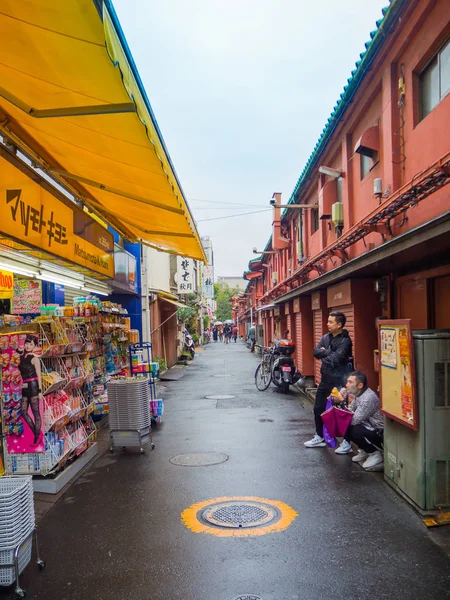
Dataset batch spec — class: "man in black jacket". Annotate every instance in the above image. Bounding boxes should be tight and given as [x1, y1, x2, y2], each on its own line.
[304, 311, 353, 448]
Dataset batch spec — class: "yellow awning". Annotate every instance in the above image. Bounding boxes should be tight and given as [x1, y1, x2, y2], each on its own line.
[0, 1, 205, 262]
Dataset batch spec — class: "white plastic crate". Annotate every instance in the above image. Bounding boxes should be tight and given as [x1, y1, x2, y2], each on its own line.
[0, 538, 32, 586]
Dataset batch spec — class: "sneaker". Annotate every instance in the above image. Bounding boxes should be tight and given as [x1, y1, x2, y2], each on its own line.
[352, 450, 369, 463]
[335, 440, 352, 454]
[304, 434, 326, 448]
[362, 450, 384, 470]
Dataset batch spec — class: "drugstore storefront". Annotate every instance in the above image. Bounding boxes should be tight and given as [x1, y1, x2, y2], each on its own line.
[0, 1, 205, 483]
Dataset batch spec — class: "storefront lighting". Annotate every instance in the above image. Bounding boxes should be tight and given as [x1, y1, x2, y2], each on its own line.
[37, 271, 83, 289]
[0, 262, 39, 278]
[81, 288, 109, 297]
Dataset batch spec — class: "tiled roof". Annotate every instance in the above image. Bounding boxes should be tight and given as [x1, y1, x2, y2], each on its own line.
[282, 0, 408, 216]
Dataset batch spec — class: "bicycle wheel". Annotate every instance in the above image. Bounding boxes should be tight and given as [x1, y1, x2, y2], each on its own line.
[255, 363, 272, 391]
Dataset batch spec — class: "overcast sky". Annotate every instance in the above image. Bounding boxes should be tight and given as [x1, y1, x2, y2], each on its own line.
[113, 0, 388, 279]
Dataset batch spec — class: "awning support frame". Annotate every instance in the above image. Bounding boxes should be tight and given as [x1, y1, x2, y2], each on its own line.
[0, 86, 136, 118]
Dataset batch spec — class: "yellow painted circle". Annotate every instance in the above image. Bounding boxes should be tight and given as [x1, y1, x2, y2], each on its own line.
[181, 496, 298, 537]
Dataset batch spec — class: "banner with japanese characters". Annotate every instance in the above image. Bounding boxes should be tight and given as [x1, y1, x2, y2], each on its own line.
[202, 265, 214, 299]
[0, 155, 114, 277]
[177, 256, 195, 293]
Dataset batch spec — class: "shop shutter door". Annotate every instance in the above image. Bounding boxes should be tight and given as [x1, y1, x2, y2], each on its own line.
[286, 314, 292, 339]
[64, 287, 79, 307]
[313, 310, 324, 384]
[295, 312, 302, 371]
[332, 305, 355, 365]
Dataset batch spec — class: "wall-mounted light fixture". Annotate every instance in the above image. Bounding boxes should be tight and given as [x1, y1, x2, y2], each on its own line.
[318, 165, 343, 179]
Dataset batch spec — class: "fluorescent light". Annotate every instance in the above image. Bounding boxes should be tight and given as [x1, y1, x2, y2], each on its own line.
[0, 262, 39, 278]
[37, 272, 83, 289]
[81, 288, 109, 296]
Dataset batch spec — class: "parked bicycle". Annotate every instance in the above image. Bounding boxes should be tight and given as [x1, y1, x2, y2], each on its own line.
[254, 339, 304, 393]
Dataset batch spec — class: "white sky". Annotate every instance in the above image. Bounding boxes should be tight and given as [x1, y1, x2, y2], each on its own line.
[113, 0, 389, 278]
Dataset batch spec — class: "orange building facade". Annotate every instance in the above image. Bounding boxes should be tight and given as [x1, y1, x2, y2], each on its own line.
[236, 0, 450, 390]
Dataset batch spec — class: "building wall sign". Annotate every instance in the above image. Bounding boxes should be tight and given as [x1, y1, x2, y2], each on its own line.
[327, 280, 352, 308]
[0, 269, 14, 299]
[177, 256, 196, 293]
[0, 156, 114, 278]
[203, 265, 214, 299]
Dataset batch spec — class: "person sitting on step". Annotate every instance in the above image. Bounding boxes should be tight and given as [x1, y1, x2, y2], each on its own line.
[333, 371, 384, 471]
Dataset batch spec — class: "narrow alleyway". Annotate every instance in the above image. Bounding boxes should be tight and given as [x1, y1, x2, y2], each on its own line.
[5, 342, 450, 600]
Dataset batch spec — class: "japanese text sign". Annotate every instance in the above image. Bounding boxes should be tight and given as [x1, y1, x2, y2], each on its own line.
[0, 156, 114, 278]
[378, 320, 418, 431]
[12, 278, 42, 315]
[202, 265, 214, 299]
[177, 256, 195, 293]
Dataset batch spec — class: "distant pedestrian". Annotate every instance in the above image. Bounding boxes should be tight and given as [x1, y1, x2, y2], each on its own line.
[248, 325, 256, 352]
[232, 326, 238, 342]
[304, 311, 353, 448]
[213, 326, 218, 343]
[224, 324, 232, 344]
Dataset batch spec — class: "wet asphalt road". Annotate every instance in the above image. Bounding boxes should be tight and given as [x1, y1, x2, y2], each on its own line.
[3, 341, 450, 600]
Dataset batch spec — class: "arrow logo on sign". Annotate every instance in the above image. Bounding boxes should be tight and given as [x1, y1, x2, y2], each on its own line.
[6, 189, 22, 220]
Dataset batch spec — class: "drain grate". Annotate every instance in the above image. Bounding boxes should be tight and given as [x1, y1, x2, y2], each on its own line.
[202, 501, 277, 529]
[231, 596, 262, 600]
[205, 394, 236, 400]
[259, 418, 274, 422]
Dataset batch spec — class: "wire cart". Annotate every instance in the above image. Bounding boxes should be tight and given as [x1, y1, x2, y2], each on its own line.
[0, 476, 45, 599]
[108, 343, 156, 454]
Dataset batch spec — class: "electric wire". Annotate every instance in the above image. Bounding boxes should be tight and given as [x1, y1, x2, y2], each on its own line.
[189, 198, 263, 207]
[197, 208, 273, 222]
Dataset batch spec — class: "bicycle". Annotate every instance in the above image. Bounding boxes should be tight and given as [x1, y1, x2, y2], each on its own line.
[254, 346, 274, 391]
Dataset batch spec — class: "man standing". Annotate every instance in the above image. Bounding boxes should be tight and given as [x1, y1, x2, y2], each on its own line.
[304, 311, 353, 448]
[333, 371, 384, 470]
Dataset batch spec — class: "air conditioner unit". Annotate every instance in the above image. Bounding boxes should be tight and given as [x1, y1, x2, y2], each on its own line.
[272, 272, 278, 284]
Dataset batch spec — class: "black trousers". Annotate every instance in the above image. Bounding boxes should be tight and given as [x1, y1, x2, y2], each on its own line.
[345, 424, 383, 454]
[314, 382, 334, 437]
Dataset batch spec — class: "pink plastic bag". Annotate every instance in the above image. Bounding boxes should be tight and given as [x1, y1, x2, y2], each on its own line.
[334, 407, 353, 437]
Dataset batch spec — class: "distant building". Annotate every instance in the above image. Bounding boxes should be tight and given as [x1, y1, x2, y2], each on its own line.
[217, 276, 246, 291]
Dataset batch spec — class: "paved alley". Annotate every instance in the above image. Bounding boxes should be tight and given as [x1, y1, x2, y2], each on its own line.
[4, 341, 450, 600]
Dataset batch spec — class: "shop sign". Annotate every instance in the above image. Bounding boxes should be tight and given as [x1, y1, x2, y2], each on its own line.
[0, 269, 14, 299]
[12, 278, 42, 315]
[202, 265, 214, 299]
[327, 280, 352, 308]
[177, 256, 196, 293]
[274, 307, 280, 317]
[378, 319, 418, 431]
[0, 156, 114, 278]
[293, 298, 300, 313]
[311, 291, 322, 311]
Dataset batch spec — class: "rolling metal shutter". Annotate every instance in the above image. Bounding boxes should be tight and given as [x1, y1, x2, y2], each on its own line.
[313, 310, 324, 384]
[64, 287, 79, 307]
[295, 312, 303, 372]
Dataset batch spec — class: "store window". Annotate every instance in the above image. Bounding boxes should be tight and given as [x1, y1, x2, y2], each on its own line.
[311, 208, 319, 234]
[360, 154, 373, 179]
[419, 37, 450, 120]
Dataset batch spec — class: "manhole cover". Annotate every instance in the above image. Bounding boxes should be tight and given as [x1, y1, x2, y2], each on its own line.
[169, 452, 229, 466]
[205, 394, 236, 400]
[231, 596, 263, 600]
[202, 501, 277, 529]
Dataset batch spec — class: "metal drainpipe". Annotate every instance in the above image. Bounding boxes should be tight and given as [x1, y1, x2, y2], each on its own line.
[299, 208, 304, 262]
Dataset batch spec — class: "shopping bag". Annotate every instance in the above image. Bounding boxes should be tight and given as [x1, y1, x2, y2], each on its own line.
[321, 398, 337, 447]
[334, 407, 353, 437]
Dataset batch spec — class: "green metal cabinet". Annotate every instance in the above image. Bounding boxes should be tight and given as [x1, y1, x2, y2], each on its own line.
[384, 330, 450, 511]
